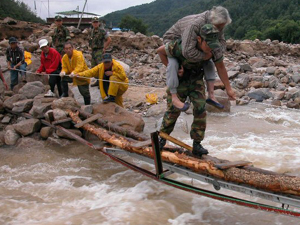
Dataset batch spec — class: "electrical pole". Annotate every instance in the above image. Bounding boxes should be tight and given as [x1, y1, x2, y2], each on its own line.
[77, 0, 87, 29]
[48, 0, 50, 18]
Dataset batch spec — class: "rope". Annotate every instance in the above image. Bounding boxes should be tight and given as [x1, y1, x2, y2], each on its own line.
[6, 68, 300, 111]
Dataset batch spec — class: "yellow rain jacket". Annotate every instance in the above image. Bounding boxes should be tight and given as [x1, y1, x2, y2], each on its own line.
[24, 51, 32, 66]
[79, 59, 128, 107]
[61, 50, 90, 86]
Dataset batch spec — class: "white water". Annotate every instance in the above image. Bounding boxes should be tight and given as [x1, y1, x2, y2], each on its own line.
[1, 104, 300, 225]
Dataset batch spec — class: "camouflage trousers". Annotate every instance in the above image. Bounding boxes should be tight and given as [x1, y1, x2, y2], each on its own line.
[160, 68, 206, 142]
[91, 49, 103, 67]
[55, 46, 64, 57]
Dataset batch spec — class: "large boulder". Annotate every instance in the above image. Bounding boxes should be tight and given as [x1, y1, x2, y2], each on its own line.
[3, 94, 27, 109]
[40, 127, 54, 139]
[51, 97, 80, 110]
[93, 102, 145, 132]
[13, 118, 41, 136]
[4, 129, 20, 145]
[12, 99, 34, 113]
[247, 89, 271, 102]
[18, 81, 45, 99]
[45, 108, 68, 121]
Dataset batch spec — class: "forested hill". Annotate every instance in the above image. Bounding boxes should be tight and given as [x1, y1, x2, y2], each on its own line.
[102, 0, 300, 43]
[0, 0, 44, 23]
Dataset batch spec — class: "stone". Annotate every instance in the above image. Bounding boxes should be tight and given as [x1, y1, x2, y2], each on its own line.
[46, 137, 72, 147]
[93, 102, 145, 132]
[1, 115, 11, 124]
[227, 71, 239, 79]
[56, 129, 82, 140]
[40, 127, 54, 139]
[247, 90, 270, 102]
[29, 102, 52, 119]
[51, 97, 80, 110]
[271, 99, 281, 106]
[235, 75, 249, 89]
[287, 101, 299, 109]
[18, 81, 45, 99]
[266, 67, 276, 75]
[4, 129, 20, 145]
[45, 109, 68, 121]
[3, 94, 27, 109]
[239, 64, 252, 72]
[292, 73, 300, 83]
[12, 99, 34, 113]
[0, 99, 4, 113]
[0, 39, 9, 48]
[13, 118, 41, 136]
[249, 81, 263, 89]
[268, 76, 279, 88]
[146, 103, 167, 117]
[3, 17, 17, 25]
[271, 91, 285, 100]
[81, 105, 93, 114]
[16, 137, 44, 149]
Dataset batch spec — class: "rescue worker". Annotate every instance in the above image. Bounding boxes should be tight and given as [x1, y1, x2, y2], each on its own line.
[75, 53, 128, 107]
[60, 42, 91, 105]
[52, 15, 71, 56]
[36, 39, 62, 97]
[159, 6, 236, 157]
[6, 37, 27, 90]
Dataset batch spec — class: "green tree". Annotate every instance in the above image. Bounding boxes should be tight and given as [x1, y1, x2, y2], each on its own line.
[119, 15, 148, 35]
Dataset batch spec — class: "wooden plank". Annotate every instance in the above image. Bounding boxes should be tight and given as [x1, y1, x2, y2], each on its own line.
[75, 114, 102, 128]
[52, 118, 72, 125]
[131, 139, 152, 148]
[215, 161, 252, 170]
[159, 131, 193, 151]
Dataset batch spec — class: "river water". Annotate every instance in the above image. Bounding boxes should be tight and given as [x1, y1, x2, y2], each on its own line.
[1, 103, 300, 225]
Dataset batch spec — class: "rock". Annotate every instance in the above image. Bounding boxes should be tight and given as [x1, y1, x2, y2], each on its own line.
[29, 102, 52, 118]
[0, 131, 5, 147]
[22, 41, 39, 53]
[0, 39, 9, 48]
[93, 102, 145, 132]
[268, 76, 279, 88]
[46, 137, 72, 147]
[156, 115, 189, 134]
[45, 109, 68, 121]
[13, 118, 41, 136]
[81, 105, 93, 114]
[214, 79, 225, 89]
[249, 81, 263, 89]
[12, 99, 34, 113]
[239, 64, 252, 72]
[235, 75, 249, 89]
[18, 81, 45, 99]
[3, 17, 17, 25]
[4, 129, 20, 145]
[0, 99, 4, 113]
[280, 76, 289, 83]
[51, 97, 80, 110]
[16, 137, 44, 149]
[227, 71, 239, 79]
[237, 96, 250, 105]
[146, 103, 167, 117]
[287, 101, 299, 109]
[274, 59, 288, 67]
[292, 73, 300, 83]
[3, 94, 27, 109]
[40, 127, 54, 139]
[247, 89, 270, 102]
[1, 115, 12, 124]
[294, 97, 300, 104]
[271, 91, 285, 100]
[56, 129, 82, 140]
[266, 67, 276, 75]
[271, 99, 281, 106]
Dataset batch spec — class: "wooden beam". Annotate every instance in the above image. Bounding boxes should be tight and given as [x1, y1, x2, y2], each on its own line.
[74, 114, 102, 128]
[215, 161, 253, 170]
[52, 118, 72, 125]
[159, 131, 193, 151]
[131, 139, 152, 148]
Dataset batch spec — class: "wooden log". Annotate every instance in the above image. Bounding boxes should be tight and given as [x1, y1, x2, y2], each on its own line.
[159, 131, 193, 151]
[215, 161, 252, 170]
[131, 139, 152, 148]
[74, 114, 102, 128]
[67, 110, 300, 197]
[75, 109, 149, 141]
[52, 118, 73, 125]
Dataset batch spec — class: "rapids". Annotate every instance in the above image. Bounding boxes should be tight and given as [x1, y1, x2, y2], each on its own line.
[1, 103, 300, 224]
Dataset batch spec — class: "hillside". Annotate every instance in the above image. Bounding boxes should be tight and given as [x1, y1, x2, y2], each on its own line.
[0, 0, 44, 24]
[102, 0, 300, 43]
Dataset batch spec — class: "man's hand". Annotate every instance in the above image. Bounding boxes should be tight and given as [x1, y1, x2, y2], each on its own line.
[8, 64, 11, 70]
[105, 71, 113, 76]
[178, 66, 184, 77]
[69, 73, 77, 78]
[203, 52, 212, 60]
[198, 36, 211, 53]
[226, 88, 236, 100]
[60, 71, 66, 78]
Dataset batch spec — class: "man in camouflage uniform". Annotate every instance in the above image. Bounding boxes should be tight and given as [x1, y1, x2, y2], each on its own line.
[89, 17, 111, 68]
[52, 15, 71, 56]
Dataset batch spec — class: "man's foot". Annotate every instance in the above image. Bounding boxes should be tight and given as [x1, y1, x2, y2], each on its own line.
[61, 93, 69, 98]
[206, 98, 224, 109]
[192, 141, 209, 158]
[103, 95, 115, 103]
[44, 90, 55, 97]
[159, 137, 166, 151]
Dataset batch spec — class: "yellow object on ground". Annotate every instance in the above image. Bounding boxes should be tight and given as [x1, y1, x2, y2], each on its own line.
[79, 59, 128, 107]
[146, 93, 158, 104]
[24, 51, 32, 66]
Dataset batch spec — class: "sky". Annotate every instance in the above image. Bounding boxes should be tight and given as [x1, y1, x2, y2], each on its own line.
[20, 0, 155, 20]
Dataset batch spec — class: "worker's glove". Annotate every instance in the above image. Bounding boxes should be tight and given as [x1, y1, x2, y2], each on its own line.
[60, 71, 66, 78]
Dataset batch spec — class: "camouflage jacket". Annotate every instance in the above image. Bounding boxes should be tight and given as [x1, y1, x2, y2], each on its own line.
[166, 39, 223, 70]
[52, 25, 71, 48]
[89, 28, 108, 50]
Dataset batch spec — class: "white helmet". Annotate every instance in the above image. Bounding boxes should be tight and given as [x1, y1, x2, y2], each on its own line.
[39, 39, 48, 48]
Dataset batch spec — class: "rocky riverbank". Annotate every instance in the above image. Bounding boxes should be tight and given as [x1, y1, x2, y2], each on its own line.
[1, 17, 300, 148]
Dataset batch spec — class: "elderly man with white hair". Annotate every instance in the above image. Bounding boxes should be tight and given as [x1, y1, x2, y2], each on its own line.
[157, 6, 236, 157]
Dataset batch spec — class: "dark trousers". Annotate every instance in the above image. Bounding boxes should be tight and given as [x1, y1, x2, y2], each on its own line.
[78, 84, 91, 105]
[49, 69, 62, 96]
[61, 76, 73, 97]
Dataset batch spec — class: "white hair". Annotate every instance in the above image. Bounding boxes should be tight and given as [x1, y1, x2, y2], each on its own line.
[209, 6, 232, 25]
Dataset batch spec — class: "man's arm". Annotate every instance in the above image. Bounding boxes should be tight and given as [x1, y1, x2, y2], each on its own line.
[214, 61, 236, 100]
[45, 51, 61, 74]
[103, 36, 111, 53]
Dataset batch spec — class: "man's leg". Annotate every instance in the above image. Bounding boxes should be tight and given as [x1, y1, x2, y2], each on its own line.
[78, 84, 91, 105]
[91, 50, 103, 87]
[10, 64, 18, 90]
[105, 75, 128, 107]
[61, 76, 73, 97]
[19, 63, 27, 82]
[188, 72, 208, 156]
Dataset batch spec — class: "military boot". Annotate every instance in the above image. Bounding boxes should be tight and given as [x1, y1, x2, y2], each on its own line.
[158, 137, 166, 151]
[192, 141, 208, 157]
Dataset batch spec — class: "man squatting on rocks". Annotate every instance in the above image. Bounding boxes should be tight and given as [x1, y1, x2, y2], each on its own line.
[52, 15, 72, 97]
[158, 6, 236, 157]
[6, 37, 27, 90]
[74, 53, 129, 107]
[36, 39, 62, 97]
[59, 42, 91, 105]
